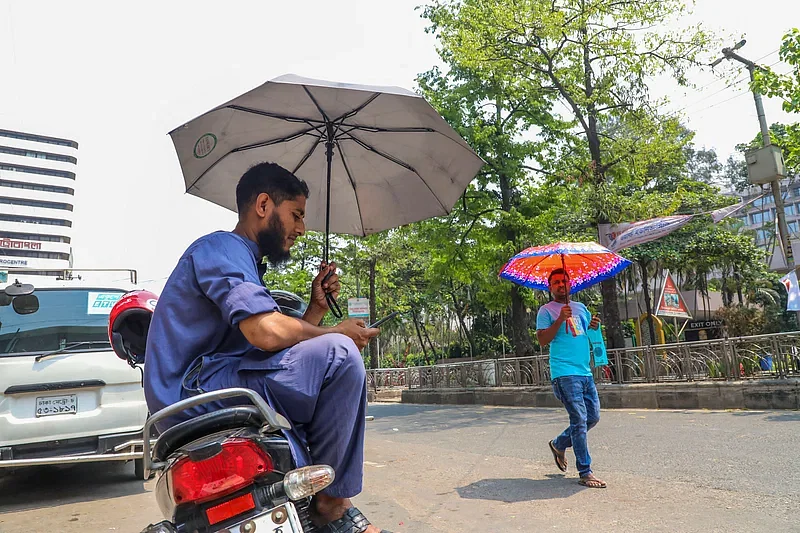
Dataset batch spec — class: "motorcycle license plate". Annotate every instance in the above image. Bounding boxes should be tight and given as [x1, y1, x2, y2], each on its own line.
[227, 502, 303, 533]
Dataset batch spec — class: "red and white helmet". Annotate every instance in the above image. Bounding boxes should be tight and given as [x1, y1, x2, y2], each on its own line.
[108, 290, 158, 367]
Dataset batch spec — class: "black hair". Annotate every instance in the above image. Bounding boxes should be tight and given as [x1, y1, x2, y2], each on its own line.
[548, 268, 570, 284]
[235, 162, 310, 214]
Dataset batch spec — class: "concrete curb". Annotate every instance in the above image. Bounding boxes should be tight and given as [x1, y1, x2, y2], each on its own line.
[397, 379, 800, 410]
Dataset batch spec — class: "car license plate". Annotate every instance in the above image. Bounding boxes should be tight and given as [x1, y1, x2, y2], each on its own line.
[228, 502, 302, 533]
[35, 394, 78, 417]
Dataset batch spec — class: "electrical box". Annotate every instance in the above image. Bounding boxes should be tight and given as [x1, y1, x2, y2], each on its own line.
[745, 145, 786, 185]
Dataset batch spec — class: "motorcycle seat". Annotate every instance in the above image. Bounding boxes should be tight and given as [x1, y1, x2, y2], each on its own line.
[152, 406, 265, 462]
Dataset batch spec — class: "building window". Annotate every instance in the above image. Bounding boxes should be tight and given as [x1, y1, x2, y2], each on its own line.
[0, 249, 71, 261]
[789, 222, 799, 233]
[0, 231, 70, 244]
[0, 162, 75, 180]
[0, 145, 77, 164]
[0, 129, 78, 149]
[0, 179, 74, 195]
[786, 204, 796, 216]
[0, 214, 71, 227]
[756, 229, 770, 244]
[0, 196, 73, 211]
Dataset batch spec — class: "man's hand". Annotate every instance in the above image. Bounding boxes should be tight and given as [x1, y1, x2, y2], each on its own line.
[589, 316, 601, 330]
[335, 318, 380, 350]
[558, 304, 573, 323]
[309, 262, 340, 311]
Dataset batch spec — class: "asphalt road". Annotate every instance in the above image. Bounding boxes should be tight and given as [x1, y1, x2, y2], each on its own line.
[1, 404, 798, 532]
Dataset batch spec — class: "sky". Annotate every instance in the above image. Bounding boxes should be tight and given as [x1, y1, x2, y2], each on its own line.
[0, 0, 798, 293]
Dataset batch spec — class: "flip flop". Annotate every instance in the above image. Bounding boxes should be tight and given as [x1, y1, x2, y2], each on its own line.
[578, 475, 607, 489]
[549, 440, 567, 472]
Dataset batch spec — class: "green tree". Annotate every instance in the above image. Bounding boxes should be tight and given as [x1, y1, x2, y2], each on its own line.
[421, 0, 716, 348]
[753, 28, 800, 172]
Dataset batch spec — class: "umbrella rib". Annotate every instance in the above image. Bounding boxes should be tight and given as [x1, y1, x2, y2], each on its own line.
[227, 105, 325, 128]
[338, 125, 437, 134]
[185, 127, 320, 193]
[303, 86, 331, 123]
[291, 137, 324, 175]
[335, 139, 366, 237]
[333, 93, 381, 124]
[341, 131, 448, 212]
[231, 128, 321, 153]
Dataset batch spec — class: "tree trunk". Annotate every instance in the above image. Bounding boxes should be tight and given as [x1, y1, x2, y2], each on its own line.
[495, 99, 534, 357]
[368, 257, 378, 369]
[734, 266, 744, 305]
[449, 285, 475, 355]
[640, 261, 657, 345]
[509, 285, 532, 356]
[411, 309, 429, 362]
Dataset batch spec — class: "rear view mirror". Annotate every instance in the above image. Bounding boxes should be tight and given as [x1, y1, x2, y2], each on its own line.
[5, 280, 35, 297]
[12, 294, 39, 315]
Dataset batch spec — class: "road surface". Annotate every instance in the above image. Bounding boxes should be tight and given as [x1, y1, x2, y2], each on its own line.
[1, 404, 798, 532]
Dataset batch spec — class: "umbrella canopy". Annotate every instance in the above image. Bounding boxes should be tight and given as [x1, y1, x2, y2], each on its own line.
[499, 242, 631, 294]
[168, 74, 484, 240]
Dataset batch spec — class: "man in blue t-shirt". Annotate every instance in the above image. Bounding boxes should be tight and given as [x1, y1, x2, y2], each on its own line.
[536, 268, 606, 489]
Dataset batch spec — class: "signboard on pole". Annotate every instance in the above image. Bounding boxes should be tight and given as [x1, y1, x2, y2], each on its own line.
[654, 271, 692, 319]
[347, 297, 370, 318]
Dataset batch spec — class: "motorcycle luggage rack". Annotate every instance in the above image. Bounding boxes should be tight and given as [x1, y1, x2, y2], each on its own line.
[142, 388, 291, 479]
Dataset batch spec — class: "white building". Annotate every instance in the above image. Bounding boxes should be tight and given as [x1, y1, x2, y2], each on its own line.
[736, 180, 800, 271]
[0, 128, 77, 275]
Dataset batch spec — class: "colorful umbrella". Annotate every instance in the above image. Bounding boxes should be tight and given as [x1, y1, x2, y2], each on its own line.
[499, 241, 631, 294]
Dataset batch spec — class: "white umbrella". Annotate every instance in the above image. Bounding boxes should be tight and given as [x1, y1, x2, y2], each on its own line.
[169, 74, 484, 315]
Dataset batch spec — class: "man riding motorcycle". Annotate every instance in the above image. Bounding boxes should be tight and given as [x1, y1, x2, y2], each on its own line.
[142, 162, 389, 533]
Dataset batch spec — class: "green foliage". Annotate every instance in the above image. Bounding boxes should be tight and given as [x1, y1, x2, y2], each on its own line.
[257, 5, 793, 364]
[752, 29, 800, 174]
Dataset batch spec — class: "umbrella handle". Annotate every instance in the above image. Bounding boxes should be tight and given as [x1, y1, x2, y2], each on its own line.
[322, 270, 344, 319]
[326, 292, 343, 319]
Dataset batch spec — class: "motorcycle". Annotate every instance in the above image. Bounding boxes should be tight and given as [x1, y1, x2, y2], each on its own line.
[139, 387, 333, 533]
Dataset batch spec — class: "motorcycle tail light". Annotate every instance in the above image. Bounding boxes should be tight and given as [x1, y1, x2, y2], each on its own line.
[283, 465, 335, 500]
[205, 493, 256, 526]
[169, 439, 273, 505]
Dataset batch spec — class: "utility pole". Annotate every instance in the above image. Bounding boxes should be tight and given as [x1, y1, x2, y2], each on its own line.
[712, 40, 794, 270]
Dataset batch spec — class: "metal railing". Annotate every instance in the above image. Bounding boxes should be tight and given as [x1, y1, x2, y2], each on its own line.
[367, 331, 800, 390]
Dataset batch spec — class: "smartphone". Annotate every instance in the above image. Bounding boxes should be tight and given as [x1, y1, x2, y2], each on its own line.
[368, 311, 400, 328]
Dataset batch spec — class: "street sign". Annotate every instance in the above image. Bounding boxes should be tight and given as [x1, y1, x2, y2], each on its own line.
[347, 297, 370, 318]
[654, 271, 692, 319]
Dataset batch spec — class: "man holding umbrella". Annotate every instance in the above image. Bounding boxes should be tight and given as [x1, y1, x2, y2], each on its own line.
[144, 163, 390, 532]
[536, 268, 607, 489]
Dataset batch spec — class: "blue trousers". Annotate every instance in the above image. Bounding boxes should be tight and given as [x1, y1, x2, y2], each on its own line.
[552, 375, 601, 477]
[194, 333, 367, 499]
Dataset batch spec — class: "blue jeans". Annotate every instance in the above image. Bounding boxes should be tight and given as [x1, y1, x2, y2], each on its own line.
[552, 375, 601, 476]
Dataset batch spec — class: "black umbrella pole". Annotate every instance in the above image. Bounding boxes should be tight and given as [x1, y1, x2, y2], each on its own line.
[323, 133, 343, 318]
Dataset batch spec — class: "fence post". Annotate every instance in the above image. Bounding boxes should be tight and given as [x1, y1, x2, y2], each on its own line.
[771, 337, 784, 378]
[644, 346, 655, 383]
[683, 344, 693, 382]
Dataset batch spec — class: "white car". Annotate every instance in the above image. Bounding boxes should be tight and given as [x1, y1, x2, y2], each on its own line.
[0, 273, 150, 479]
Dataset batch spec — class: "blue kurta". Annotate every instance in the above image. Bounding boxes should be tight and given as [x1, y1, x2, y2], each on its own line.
[144, 231, 367, 498]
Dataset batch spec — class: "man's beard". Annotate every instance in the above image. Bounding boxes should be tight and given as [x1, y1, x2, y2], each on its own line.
[257, 213, 291, 267]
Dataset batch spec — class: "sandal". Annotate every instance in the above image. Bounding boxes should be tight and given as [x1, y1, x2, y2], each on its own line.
[324, 506, 393, 533]
[549, 440, 567, 472]
[578, 475, 607, 489]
